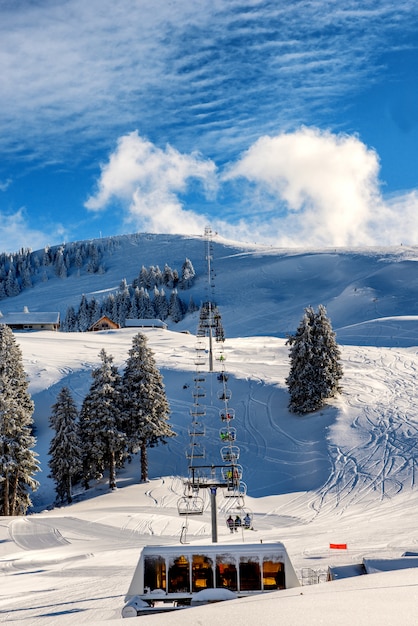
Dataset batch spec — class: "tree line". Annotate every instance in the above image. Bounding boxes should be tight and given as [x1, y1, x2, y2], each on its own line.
[0, 325, 174, 514]
[48, 333, 175, 504]
[61, 259, 198, 331]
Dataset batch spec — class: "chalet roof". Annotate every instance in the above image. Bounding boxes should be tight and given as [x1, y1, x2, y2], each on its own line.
[125, 318, 167, 328]
[0, 312, 60, 325]
[88, 315, 120, 330]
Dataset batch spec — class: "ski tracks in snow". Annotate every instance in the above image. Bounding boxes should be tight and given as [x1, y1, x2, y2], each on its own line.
[311, 347, 418, 514]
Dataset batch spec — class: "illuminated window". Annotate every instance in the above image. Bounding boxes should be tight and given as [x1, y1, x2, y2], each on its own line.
[192, 554, 214, 592]
[168, 555, 190, 593]
[144, 555, 166, 592]
[263, 558, 285, 590]
[215, 554, 238, 591]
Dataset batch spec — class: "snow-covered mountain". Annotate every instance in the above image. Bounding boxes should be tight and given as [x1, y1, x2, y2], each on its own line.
[2, 232, 418, 344]
[2, 232, 418, 625]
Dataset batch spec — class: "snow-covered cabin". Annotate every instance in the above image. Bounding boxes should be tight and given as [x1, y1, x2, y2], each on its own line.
[122, 542, 299, 617]
[125, 318, 168, 330]
[88, 316, 120, 331]
[0, 311, 60, 331]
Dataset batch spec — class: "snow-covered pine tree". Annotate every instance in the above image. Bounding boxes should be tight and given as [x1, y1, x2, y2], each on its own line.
[286, 305, 343, 414]
[168, 289, 184, 322]
[77, 294, 91, 331]
[153, 287, 169, 320]
[62, 306, 78, 332]
[138, 265, 149, 289]
[121, 333, 175, 482]
[79, 349, 125, 490]
[311, 304, 343, 400]
[5, 268, 20, 296]
[0, 324, 39, 515]
[162, 263, 175, 289]
[180, 258, 195, 289]
[48, 386, 82, 504]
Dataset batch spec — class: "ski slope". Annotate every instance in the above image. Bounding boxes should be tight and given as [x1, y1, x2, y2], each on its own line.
[2, 234, 418, 624]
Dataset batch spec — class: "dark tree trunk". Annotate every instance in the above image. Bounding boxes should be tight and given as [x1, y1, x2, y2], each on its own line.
[2, 473, 9, 516]
[140, 441, 148, 482]
[109, 450, 116, 490]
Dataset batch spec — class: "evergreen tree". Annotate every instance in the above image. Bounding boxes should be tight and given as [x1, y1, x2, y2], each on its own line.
[77, 294, 91, 331]
[180, 258, 195, 289]
[5, 268, 20, 296]
[63, 305, 78, 332]
[0, 324, 39, 515]
[286, 305, 343, 414]
[121, 333, 175, 482]
[169, 289, 184, 322]
[162, 263, 175, 289]
[138, 266, 149, 288]
[187, 295, 199, 314]
[48, 387, 82, 504]
[154, 287, 168, 320]
[79, 349, 125, 490]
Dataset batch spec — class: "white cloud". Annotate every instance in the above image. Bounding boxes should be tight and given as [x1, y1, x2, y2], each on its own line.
[0, 178, 12, 192]
[0, 208, 67, 253]
[85, 127, 418, 248]
[85, 131, 216, 235]
[224, 128, 384, 247]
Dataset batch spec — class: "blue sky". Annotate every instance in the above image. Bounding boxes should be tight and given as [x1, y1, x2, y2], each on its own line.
[1, 0, 418, 251]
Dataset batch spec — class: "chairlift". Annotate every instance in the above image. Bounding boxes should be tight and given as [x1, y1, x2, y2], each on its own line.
[220, 445, 240, 463]
[221, 464, 243, 482]
[217, 373, 229, 382]
[188, 421, 205, 436]
[186, 443, 205, 459]
[190, 406, 206, 417]
[177, 495, 205, 516]
[192, 387, 206, 398]
[225, 506, 253, 531]
[217, 388, 232, 401]
[223, 481, 247, 499]
[219, 427, 236, 442]
[220, 408, 235, 422]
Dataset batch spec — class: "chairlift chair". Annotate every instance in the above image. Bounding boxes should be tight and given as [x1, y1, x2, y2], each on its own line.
[217, 388, 232, 401]
[220, 445, 240, 463]
[177, 494, 205, 516]
[224, 505, 253, 530]
[190, 406, 206, 417]
[220, 408, 235, 422]
[223, 480, 247, 498]
[221, 464, 243, 482]
[188, 421, 205, 436]
[219, 427, 236, 442]
[186, 443, 205, 459]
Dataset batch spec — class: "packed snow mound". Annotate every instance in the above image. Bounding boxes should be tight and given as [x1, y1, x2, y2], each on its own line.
[191, 588, 237, 604]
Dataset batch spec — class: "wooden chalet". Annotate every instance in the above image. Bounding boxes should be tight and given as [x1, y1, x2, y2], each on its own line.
[88, 316, 120, 332]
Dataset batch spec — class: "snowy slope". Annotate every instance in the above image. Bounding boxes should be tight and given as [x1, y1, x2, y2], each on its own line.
[2, 233, 418, 624]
